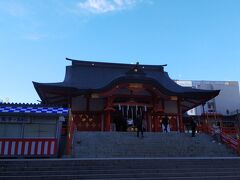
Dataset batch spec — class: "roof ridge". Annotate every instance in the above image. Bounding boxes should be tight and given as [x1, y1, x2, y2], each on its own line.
[66, 57, 166, 69]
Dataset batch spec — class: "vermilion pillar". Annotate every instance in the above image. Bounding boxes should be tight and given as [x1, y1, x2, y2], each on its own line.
[66, 109, 74, 155]
[152, 97, 158, 132]
[104, 96, 114, 131]
[153, 114, 157, 132]
[177, 99, 184, 132]
[105, 110, 111, 131]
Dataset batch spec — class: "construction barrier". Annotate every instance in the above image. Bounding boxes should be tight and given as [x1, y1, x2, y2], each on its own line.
[0, 138, 57, 157]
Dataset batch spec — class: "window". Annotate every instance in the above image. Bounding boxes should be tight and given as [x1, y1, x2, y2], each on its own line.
[24, 123, 56, 138]
[39, 124, 56, 137]
[0, 123, 22, 138]
[24, 124, 39, 137]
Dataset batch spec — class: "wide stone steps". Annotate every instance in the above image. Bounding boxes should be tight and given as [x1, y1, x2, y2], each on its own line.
[1, 132, 238, 179]
[73, 132, 237, 158]
[1, 158, 240, 179]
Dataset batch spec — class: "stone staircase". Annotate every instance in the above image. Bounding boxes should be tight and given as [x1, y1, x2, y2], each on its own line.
[2, 158, 240, 179]
[73, 132, 237, 158]
[1, 132, 239, 179]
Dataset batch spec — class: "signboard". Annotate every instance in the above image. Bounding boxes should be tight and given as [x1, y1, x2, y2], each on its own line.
[0, 116, 31, 123]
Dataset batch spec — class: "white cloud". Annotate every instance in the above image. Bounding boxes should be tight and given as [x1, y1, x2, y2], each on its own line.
[76, 0, 137, 14]
[25, 33, 46, 41]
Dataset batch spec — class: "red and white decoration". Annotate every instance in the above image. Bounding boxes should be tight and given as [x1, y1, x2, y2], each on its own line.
[0, 138, 57, 157]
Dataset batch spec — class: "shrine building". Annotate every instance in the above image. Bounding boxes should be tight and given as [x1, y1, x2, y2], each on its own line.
[33, 58, 220, 134]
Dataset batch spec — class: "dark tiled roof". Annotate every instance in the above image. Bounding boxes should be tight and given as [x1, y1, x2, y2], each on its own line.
[33, 58, 220, 112]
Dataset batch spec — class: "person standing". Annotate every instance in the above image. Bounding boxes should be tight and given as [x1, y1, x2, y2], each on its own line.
[136, 114, 144, 138]
[212, 121, 221, 143]
[162, 115, 169, 133]
[191, 118, 197, 137]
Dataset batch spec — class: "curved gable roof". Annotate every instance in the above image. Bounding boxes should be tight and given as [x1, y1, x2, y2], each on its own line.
[33, 58, 220, 112]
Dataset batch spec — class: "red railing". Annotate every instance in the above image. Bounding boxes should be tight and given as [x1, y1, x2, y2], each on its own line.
[0, 138, 57, 157]
[197, 125, 215, 135]
[207, 126, 215, 135]
[221, 127, 237, 135]
[221, 133, 240, 154]
[201, 125, 240, 155]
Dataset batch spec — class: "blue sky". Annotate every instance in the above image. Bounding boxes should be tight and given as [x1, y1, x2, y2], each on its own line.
[0, 0, 240, 103]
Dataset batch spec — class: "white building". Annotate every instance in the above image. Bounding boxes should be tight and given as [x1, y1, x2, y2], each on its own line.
[175, 80, 240, 116]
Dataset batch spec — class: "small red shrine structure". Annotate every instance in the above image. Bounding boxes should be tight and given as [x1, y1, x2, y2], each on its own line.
[33, 58, 219, 154]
